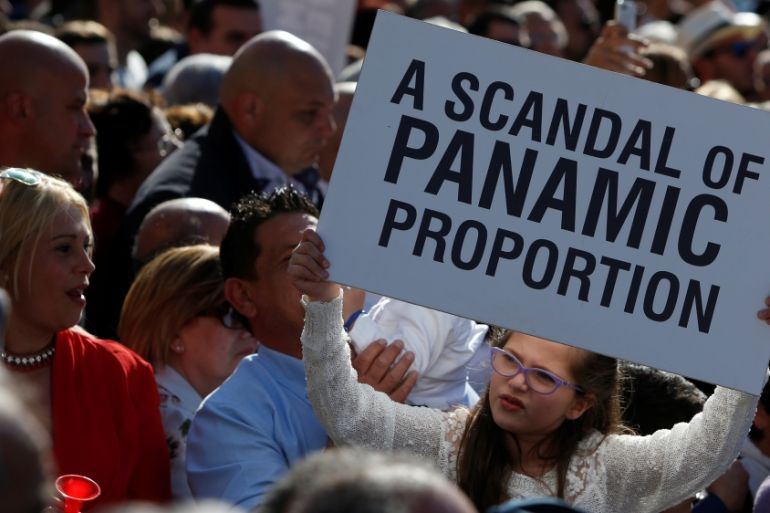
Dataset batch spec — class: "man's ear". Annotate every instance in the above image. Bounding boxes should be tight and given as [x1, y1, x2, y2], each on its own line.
[224, 277, 257, 318]
[4, 92, 33, 123]
[236, 92, 263, 125]
[565, 392, 594, 421]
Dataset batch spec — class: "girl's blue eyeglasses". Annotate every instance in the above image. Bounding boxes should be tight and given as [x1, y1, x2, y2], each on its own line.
[490, 347, 583, 395]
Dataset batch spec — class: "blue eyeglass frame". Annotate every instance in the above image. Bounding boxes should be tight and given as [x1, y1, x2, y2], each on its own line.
[0, 168, 44, 186]
[489, 347, 583, 395]
[710, 38, 760, 59]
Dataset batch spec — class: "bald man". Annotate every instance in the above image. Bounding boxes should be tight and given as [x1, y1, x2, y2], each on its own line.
[126, 30, 334, 238]
[84, 30, 335, 341]
[0, 30, 96, 186]
[133, 197, 231, 266]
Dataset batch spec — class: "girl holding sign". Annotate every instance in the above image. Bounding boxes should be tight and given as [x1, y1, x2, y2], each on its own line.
[288, 228, 766, 513]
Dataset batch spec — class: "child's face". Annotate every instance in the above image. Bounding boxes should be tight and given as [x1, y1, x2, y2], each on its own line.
[489, 332, 591, 444]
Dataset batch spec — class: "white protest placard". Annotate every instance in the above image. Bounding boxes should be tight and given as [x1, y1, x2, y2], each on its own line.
[319, 11, 770, 394]
[258, 0, 357, 75]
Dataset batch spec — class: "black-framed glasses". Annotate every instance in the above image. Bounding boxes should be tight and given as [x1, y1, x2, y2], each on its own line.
[220, 305, 249, 330]
[0, 168, 44, 186]
[490, 347, 583, 395]
[199, 304, 249, 331]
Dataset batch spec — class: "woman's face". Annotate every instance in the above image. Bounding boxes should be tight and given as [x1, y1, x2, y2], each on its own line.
[11, 206, 94, 338]
[173, 310, 259, 397]
[489, 332, 590, 444]
[132, 109, 180, 182]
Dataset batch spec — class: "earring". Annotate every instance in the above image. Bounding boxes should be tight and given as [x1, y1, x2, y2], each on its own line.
[172, 343, 184, 353]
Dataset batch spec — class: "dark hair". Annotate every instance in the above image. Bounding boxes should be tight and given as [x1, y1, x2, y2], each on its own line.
[456, 327, 623, 510]
[750, 378, 770, 442]
[467, 7, 521, 37]
[87, 89, 158, 196]
[620, 363, 705, 435]
[260, 448, 464, 513]
[220, 187, 318, 280]
[55, 19, 113, 47]
[188, 0, 260, 35]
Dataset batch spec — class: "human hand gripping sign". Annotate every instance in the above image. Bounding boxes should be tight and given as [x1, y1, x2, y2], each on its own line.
[290, 228, 418, 402]
[289, 228, 340, 303]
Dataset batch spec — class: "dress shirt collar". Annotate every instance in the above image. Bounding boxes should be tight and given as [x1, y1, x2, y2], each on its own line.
[233, 131, 305, 192]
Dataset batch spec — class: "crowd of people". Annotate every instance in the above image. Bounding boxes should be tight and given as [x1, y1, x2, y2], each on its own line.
[1, 0, 770, 512]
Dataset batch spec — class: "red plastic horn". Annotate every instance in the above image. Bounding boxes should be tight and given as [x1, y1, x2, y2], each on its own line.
[55, 474, 101, 513]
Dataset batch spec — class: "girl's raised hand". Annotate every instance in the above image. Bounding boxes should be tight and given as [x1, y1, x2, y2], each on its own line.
[289, 228, 342, 302]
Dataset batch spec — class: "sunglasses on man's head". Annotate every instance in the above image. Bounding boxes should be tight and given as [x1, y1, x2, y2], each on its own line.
[0, 168, 44, 186]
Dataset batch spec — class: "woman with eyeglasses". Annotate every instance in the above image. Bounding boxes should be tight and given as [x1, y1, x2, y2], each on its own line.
[87, 89, 181, 255]
[88, 89, 181, 284]
[85, 89, 182, 340]
[119, 244, 258, 499]
[288, 229, 768, 513]
[0, 168, 171, 508]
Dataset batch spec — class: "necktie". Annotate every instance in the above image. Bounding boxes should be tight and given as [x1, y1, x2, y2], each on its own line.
[293, 167, 324, 209]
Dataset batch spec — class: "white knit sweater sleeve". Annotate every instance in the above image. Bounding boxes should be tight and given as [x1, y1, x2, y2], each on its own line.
[301, 295, 460, 467]
[601, 385, 757, 512]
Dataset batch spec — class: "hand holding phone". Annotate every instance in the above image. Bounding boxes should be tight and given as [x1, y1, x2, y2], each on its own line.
[615, 0, 637, 32]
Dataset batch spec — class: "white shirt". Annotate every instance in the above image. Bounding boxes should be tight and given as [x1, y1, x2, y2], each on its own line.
[349, 297, 490, 410]
[741, 437, 770, 498]
[155, 366, 202, 498]
[114, 50, 148, 90]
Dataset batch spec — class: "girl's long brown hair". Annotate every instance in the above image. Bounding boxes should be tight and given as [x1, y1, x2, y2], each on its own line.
[456, 327, 624, 510]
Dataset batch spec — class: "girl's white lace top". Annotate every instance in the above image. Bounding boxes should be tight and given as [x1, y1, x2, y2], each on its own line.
[301, 295, 758, 513]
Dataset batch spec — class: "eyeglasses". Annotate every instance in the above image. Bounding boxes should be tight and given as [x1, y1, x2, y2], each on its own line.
[706, 39, 761, 59]
[490, 347, 583, 395]
[220, 305, 249, 330]
[0, 168, 44, 186]
[199, 304, 250, 331]
[134, 130, 183, 158]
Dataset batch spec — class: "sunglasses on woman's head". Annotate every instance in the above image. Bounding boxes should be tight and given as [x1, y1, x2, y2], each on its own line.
[0, 168, 44, 186]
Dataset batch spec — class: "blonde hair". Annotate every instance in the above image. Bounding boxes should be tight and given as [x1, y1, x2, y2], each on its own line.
[0, 170, 90, 296]
[119, 244, 224, 368]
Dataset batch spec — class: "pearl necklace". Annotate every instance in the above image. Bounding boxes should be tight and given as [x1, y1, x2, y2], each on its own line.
[0, 344, 55, 371]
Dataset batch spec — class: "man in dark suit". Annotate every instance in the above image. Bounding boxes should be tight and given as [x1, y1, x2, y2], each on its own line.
[128, 29, 336, 229]
[85, 30, 336, 339]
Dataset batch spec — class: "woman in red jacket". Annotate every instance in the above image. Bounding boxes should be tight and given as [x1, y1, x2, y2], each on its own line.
[0, 167, 170, 510]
